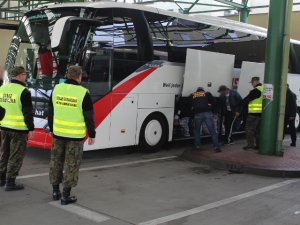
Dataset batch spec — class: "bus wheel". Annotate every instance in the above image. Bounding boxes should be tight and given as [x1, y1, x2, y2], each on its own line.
[295, 110, 300, 131]
[139, 114, 168, 153]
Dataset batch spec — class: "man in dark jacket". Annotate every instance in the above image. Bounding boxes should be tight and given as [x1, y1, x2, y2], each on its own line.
[0, 66, 34, 190]
[176, 96, 193, 137]
[218, 85, 242, 144]
[192, 87, 221, 152]
[284, 84, 297, 147]
[48, 65, 96, 205]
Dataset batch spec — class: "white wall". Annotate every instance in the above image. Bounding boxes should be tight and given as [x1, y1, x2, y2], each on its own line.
[0, 29, 14, 66]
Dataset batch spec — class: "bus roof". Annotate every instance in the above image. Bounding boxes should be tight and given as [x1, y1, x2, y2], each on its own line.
[45, 2, 300, 45]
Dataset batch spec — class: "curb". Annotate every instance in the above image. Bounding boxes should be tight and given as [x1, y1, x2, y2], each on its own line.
[181, 150, 300, 178]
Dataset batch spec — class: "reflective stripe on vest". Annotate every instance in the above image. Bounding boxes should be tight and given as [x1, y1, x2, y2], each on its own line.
[0, 83, 27, 130]
[52, 83, 87, 138]
[248, 85, 263, 113]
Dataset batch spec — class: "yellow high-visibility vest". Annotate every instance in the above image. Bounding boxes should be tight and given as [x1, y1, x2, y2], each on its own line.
[52, 83, 87, 138]
[0, 83, 27, 130]
[248, 85, 263, 113]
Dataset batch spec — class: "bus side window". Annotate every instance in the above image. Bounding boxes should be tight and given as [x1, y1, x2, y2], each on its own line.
[112, 9, 149, 87]
[80, 9, 114, 102]
[89, 55, 110, 82]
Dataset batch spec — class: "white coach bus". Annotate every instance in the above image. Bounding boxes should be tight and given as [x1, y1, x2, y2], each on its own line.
[4, 2, 300, 151]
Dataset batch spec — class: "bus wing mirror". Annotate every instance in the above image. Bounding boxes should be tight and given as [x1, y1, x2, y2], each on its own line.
[51, 16, 74, 49]
[51, 17, 103, 49]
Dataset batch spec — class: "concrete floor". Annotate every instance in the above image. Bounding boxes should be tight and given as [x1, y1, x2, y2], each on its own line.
[1, 140, 300, 225]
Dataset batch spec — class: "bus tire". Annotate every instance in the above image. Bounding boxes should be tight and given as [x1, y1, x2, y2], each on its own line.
[139, 113, 168, 153]
[295, 110, 300, 131]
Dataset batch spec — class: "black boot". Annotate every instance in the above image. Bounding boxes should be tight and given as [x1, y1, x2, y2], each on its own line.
[291, 143, 296, 147]
[52, 185, 61, 201]
[5, 178, 24, 191]
[0, 173, 6, 187]
[61, 187, 77, 205]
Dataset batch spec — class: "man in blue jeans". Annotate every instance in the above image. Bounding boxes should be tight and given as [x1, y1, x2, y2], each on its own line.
[192, 87, 221, 152]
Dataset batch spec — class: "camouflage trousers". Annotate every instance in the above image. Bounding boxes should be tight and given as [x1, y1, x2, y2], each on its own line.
[245, 114, 261, 148]
[0, 130, 27, 179]
[49, 138, 84, 188]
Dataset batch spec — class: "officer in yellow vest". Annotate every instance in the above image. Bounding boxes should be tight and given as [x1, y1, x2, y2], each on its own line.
[0, 66, 34, 191]
[237, 77, 263, 150]
[48, 65, 95, 205]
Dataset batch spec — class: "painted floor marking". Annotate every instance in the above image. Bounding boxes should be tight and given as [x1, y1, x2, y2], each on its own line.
[138, 179, 298, 225]
[49, 201, 110, 223]
[19, 156, 177, 180]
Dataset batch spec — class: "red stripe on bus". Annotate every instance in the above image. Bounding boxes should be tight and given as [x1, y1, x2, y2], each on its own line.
[93, 67, 156, 128]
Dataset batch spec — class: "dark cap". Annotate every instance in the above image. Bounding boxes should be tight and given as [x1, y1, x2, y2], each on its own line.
[196, 87, 205, 92]
[250, 76, 260, 83]
[218, 85, 229, 92]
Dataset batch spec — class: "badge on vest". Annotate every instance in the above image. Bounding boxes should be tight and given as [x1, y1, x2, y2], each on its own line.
[0, 93, 17, 103]
[193, 92, 206, 98]
[55, 95, 78, 108]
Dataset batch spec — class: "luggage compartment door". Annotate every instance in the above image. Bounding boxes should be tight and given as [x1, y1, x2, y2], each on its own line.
[182, 49, 235, 96]
[110, 94, 138, 147]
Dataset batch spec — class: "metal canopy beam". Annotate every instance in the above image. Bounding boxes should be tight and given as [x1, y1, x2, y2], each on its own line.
[213, 0, 245, 9]
[185, 0, 200, 13]
[188, 8, 234, 14]
[135, 0, 249, 21]
[136, 1, 234, 8]
[157, 0, 249, 22]
[0, 0, 8, 8]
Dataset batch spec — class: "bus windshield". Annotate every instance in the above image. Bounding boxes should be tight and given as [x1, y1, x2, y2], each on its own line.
[6, 16, 53, 81]
[5, 7, 97, 118]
